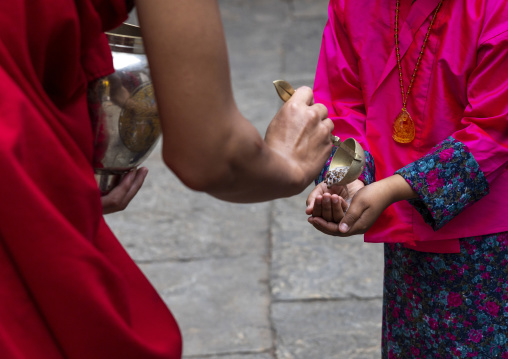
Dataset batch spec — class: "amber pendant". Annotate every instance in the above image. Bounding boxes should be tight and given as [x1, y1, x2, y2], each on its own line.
[392, 108, 415, 143]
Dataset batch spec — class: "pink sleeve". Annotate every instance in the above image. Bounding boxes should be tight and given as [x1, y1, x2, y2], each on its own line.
[313, 2, 369, 153]
[453, 30, 508, 183]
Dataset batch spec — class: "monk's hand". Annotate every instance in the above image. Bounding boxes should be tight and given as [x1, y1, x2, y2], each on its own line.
[101, 167, 148, 214]
[265, 86, 334, 189]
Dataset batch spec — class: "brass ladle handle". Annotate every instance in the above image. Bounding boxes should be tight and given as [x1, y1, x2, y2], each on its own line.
[273, 80, 365, 186]
[273, 80, 355, 157]
[273, 79, 295, 102]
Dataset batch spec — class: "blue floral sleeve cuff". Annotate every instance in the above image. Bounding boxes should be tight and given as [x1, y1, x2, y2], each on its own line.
[315, 148, 376, 185]
[395, 137, 489, 230]
[358, 150, 375, 185]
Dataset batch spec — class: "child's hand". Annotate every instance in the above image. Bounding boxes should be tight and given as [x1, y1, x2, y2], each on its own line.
[306, 182, 349, 220]
[306, 179, 364, 236]
[333, 180, 392, 235]
[320, 175, 418, 236]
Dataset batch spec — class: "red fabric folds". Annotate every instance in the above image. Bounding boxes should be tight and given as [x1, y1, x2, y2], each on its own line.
[0, 1, 182, 358]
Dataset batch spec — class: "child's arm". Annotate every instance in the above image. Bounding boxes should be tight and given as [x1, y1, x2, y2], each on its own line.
[334, 175, 417, 235]
[306, 175, 416, 236]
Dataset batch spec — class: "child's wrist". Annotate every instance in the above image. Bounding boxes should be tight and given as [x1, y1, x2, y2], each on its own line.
[383, 174, 418, 203]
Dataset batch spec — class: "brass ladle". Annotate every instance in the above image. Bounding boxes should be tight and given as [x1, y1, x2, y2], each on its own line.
[273, 80, 365, 186]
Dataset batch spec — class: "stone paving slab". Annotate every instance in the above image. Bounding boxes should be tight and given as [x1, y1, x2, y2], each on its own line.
[140, 255, 272, 357]
[293, 0, 331, 19]
[220, 0, 289, 24]
[282, 16, 327, 81]
[271, 192, 384, 300]
[220, 1, 291, 136]
[107, 156, 270, 262]
[192, 355, 273, 359]
[272, 299, 382, 359]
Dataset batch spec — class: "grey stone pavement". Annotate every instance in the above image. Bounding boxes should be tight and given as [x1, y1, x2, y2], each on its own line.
[108, 1, 384, 358]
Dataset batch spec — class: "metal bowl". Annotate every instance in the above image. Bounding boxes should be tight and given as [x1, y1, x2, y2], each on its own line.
[88, 23, 160, 194]
[329, 137, 365, 186]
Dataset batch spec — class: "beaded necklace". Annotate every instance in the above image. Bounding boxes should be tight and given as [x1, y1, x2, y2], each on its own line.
[391, 0, 444, 143]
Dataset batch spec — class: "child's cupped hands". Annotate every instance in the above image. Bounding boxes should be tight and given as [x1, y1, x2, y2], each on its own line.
[306, 179, 363, 236]
[306, 175, 414, 237]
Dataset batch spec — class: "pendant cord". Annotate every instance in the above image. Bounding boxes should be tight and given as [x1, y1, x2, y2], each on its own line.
[395, 0, 444, 110]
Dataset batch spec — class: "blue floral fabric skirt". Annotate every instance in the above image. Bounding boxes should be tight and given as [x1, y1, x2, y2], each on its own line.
[382, 232, 508, 358]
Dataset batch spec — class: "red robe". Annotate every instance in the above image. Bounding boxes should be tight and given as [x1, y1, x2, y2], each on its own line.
[0, 1, 182, 358]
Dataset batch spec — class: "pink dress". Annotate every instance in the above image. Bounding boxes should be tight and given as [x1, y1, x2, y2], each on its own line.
[315, 1, 508, 355]
[314, 0, 508, 253]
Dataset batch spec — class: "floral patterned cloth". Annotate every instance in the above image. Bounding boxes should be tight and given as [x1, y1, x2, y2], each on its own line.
[395, 137, 489, 230]
[359, 150, 376, 186]
[380, 137, 501, 357]
[383, 233, 508, 359]
[316, 136, 502, 357]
